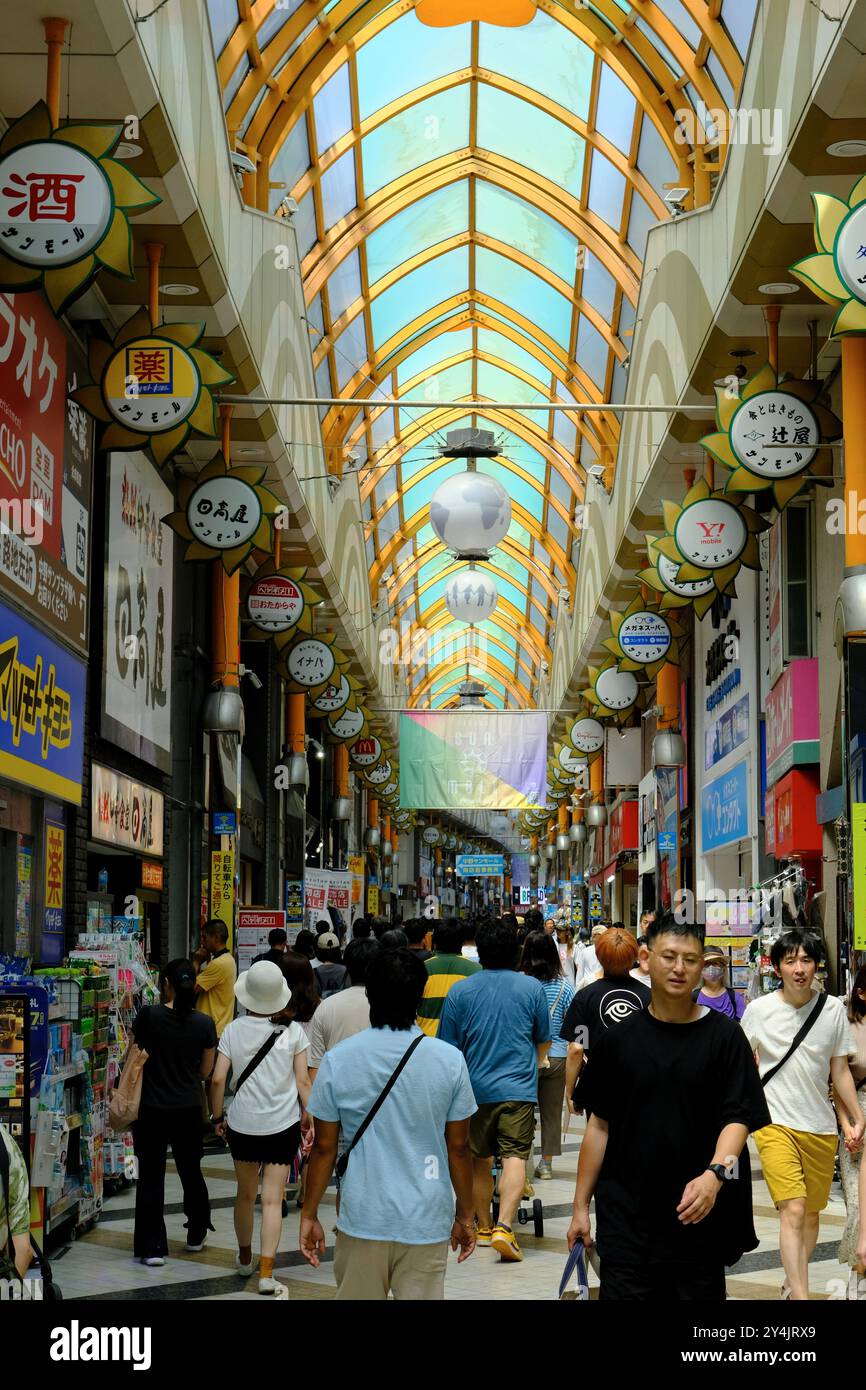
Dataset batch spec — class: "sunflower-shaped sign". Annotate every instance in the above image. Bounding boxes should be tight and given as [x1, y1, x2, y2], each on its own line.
[350, 734, 384, 769]
[243, 561, 323, 640]
[314, 672, 364, 718]
[326, 702, 368, 743]
[581, 658, 641, 723]
[555, 740, 589, 778]
[72, 308, 234, 467]
[365, 759, 394, 789]
[700, 365, 840, 510]
[601, 595, 682, 680]
[163, 451, 281, 575]
[0, 102, 160, 315]
[653, 479, 767, 594]
[638, 535, 718, 620]
[791, 175, 866, 336]
[278, 629, 350, 697]
[566, 715, 606, 759]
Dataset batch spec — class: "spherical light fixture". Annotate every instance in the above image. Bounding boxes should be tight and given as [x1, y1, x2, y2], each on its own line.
[528, 852, 540, 869]
[586, 803, 608, 827]
[445, 569, 498, 622]
[544, 843, 556, 861]
[556, 832, 570, 853]
[429, 471, 512, 557]
[652, 731, 687, 768]
[569, 821, 587, 844]
[364, 825, 381, 848]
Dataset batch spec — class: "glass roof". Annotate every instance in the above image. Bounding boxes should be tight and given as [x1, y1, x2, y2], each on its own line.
[209, 0, 759, 707]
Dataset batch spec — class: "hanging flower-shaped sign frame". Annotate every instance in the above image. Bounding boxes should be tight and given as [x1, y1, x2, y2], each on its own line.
[566, 715, 606, 760]
[315, 671, 363, 718]
[73, 308, 234, 467]
[581, 659, 641, 724]
[791, 175, 866, 335]
[653, 479, 767, 595]
[243, 560, 322, 641]
[601, 595, 681, 680]
[326, 702, 368, 744]
[278, 629, 349, 697]
[700, 364, 840, 510]
[0, 102, 160, 314]
[163, 451, 281, 575]
[638, 535, 718, 619]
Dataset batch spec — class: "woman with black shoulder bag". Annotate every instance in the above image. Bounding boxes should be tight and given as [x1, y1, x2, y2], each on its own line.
[210, 960, 312, 1296]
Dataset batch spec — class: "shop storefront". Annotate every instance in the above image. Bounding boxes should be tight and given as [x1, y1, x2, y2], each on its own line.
[88, 762, 165, 958]
[763, 659, 822, 890]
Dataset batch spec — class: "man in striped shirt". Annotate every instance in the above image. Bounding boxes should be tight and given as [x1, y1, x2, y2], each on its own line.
[418, 918, 481, 1037]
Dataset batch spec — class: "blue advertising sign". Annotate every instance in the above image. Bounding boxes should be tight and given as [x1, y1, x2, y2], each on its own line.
[213, 811, 237, 836]
[0, 599, 85, 803]
[455, 854, 505, 877]
[701, 759, 750, 852]
[705, 694, 749, 771]
[657, 831, 677, 852]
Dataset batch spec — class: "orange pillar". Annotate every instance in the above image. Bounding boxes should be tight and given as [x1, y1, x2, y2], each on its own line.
[590, 753, 603, 806]
[212, 406, 240, 687]
[656, 660, 679, 730]
[144, 242, 163, 325]
[334, 742, 349, 798]
[42, 18, 68, 128]
[287, 693, 305, 754]
[558, 803, 569, 833]
[367, 796, 379, 830]
[843, 337, 866, 577]
[764, 303, 781, 373]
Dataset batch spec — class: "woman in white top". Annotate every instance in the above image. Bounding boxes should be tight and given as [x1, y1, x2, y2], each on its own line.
[839, 965, 866, 1297]
[210, 961, 312, 1296]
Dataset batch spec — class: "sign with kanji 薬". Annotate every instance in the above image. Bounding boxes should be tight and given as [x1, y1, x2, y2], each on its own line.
[0, 291, 92, 649]
[40, 816, 65, 965]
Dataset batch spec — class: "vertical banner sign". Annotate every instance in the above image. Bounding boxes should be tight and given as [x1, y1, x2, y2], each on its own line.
[103, 452, 174, 771]
[367, 881, 379, 916]
[41, 817, 66, 965]
[210, 848, 235, 950]
[853, 804, 866, 952]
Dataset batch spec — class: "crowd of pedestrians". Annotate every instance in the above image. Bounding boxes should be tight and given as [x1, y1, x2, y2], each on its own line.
[105, 907, 866, 1301]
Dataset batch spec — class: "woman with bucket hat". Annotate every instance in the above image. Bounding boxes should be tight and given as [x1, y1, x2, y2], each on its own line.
[210, 960, 313, 1296]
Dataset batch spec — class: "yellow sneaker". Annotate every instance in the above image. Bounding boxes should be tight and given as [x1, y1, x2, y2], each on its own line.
[523, 1179, 535, 1198]
[491, 1224, 523, 1262]
[475, 1225, 493, 1247]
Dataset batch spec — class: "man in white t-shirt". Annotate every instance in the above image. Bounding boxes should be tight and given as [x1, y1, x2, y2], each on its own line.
[308, 939, 379, 1080]
[741, 929, 864, 1301]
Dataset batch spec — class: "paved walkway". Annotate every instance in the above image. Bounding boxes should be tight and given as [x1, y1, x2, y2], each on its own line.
[52, 1121, 855, 1301]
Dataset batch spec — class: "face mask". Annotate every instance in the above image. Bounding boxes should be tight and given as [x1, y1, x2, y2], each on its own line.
[703, 964, 724, 983]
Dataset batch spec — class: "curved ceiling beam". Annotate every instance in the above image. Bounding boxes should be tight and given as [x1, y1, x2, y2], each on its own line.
[393, 541, 561, 619]
[410, 649, 532, 709]
[303, 151, 642, 304]
[418, 598, 551, 665]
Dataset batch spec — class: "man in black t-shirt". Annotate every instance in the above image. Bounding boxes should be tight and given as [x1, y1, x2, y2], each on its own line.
[566, 916, 770, 1301]
[252, 927, 288, 966]
[560, 928, 650, 1114]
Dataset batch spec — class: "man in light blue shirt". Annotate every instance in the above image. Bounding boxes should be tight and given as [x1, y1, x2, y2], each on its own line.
[438, 918, 551, 1263]
[300, 949, 477, 1300]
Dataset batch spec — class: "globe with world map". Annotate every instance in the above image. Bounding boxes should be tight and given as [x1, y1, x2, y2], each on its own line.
[430, 470, 512, 554]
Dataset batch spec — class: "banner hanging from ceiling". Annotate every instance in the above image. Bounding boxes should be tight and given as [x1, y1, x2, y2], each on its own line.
[399, 710, 547, 809]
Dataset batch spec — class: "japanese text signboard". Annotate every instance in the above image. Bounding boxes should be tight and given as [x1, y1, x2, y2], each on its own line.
[0, 291, 92, 649]
[102, 451, 173, 771]
[0, 596, 85, 803]
[40, 815, 65, 965]
[90, 763, 164, 856]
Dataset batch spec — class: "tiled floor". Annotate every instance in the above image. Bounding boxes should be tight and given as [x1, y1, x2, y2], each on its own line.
[50, 1121, 857, 1301]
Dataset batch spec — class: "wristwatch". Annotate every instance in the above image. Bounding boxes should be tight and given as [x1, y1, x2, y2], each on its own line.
[210, 1114, 225, 1125]
[706, 1163, 728, 1184]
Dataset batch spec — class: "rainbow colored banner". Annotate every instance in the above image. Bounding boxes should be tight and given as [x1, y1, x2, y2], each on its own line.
[399, 711, 547, 809]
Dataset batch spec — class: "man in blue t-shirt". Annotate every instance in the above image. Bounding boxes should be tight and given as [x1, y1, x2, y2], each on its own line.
[438, 918, 551, 1263]
[301, 949, 477, 1301]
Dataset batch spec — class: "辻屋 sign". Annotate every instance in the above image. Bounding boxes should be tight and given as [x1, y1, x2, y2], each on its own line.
[102, 451, 173, 772]
[90, 763, 164, 856]
[0, 597, 85, 803]
[0, 291, 93, 650]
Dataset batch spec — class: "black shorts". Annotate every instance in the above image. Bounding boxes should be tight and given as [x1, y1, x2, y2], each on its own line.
[600, 1259, 726, 1301]
[226, 1121, 302, 1167]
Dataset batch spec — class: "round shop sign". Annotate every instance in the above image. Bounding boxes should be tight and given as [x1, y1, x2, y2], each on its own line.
[656, 552, 715, 599]
[366, 759, 392, 786]
[381, 780, 399, 799]
[104, 336, 202, 434]
[0, 141, 113, 267]
[285, 637, 335, 688]
[595, 665, 639, 712]
[314, 675, 351, 714]
[729, 391, 820, 479]
[463, 841, 473, 853]
[551, 765, 576, 786]
[422, 827, 440, 845]
[836, 202, 866, 305]
[673, 497, 747, 570]
[448, 834, 458, 850]
[568, 716, 604, 754]
[247, 574, 304, 632]
[559, 743, 588, 775]
[328, 705, 365, 741]
[350, 735, 381, 767]
[617, 610, 672, 665]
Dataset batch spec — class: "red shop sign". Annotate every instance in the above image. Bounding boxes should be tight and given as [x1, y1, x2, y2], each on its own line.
[608, 801, 638, 858]
[771, 768, 821, 858]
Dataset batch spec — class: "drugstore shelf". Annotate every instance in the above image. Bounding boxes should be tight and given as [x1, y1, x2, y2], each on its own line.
[46, 1060, 87, 1084]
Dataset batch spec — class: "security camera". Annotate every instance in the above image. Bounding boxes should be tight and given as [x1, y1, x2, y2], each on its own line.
[231, 151, 256, 175]
[326, 474, 342, 500]
[344, 451, 360, 471]
[238, 664, 263, 690]
[279, 195, 299, 217]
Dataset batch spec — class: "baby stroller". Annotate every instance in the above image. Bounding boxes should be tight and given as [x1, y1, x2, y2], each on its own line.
[490, 1154, 544, 1237]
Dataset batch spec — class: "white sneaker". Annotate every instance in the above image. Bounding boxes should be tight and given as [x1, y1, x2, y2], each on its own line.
[258, 1275, 287, 1297]
[138, 1256, 165, 1267]
[185, 1240, 206, 1253]
[236, 1255, 255, 1276]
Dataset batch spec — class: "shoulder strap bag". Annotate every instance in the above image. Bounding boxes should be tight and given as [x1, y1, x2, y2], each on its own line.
[233, 1028, 284, 1095]
[760, 992, 827, 1088]
[335, 1034, 424, 1179]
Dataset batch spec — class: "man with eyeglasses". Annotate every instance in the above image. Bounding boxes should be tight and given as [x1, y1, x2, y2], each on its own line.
[566, 913, 770, 1301]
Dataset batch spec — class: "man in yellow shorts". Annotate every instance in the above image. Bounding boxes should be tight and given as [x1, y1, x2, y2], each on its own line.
[742, 929, 863, 1300]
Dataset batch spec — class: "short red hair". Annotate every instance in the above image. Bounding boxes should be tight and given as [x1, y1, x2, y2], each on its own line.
[595, 927, 639, 978]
